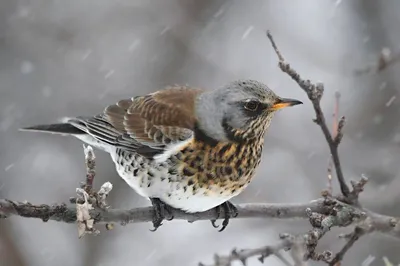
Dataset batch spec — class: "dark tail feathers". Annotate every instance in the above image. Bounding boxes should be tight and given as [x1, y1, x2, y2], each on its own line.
[19, 123, 86, 135]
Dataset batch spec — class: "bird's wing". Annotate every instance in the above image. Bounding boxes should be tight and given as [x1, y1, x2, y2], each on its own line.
[69, 86, 205, 158]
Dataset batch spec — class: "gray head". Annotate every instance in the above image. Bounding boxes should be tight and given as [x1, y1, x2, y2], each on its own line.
[195, 79, 302, 143]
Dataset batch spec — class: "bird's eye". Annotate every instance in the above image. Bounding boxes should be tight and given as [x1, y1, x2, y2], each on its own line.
[244, 100, 260, 112]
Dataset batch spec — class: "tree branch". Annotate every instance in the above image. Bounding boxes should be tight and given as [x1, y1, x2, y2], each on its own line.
[330, 227, 366, 266]
[0, 199, 324, 224]
[266, 31, 350, 201]
[327, 92, 341, 196]
[0, 198, 398, 236]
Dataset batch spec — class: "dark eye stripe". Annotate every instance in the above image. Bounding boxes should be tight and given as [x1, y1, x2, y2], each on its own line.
[242, 101, 267, 117]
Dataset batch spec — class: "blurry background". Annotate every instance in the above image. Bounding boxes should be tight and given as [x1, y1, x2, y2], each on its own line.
[0, 0, 400, 265]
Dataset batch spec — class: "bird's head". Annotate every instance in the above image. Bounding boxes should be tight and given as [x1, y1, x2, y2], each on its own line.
[195, 79, 302, 143]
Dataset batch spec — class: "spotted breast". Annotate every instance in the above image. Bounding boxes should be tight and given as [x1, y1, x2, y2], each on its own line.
[112, 133, 264, 213]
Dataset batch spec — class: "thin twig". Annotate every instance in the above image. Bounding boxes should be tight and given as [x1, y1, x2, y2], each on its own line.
[83, 144, 96, 193]
[199, 239, 293, 266]
[266, 30, 350, 200]
[327, 92, 341, 195]
[329, 227, 365, 266]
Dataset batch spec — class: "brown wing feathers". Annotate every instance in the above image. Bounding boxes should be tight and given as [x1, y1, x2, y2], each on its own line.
[103, 86, 204, 154]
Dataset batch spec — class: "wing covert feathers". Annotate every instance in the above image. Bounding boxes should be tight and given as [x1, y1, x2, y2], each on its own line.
[103, 86, 204, 150]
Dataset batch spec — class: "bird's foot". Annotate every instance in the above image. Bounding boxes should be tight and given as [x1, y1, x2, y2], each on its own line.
[210, 201, 238, 232]
[149, 198, 174, 232]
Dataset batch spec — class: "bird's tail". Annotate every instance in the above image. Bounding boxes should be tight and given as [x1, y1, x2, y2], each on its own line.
[19, 123, 86, 135]
[20, 117, 116, 153]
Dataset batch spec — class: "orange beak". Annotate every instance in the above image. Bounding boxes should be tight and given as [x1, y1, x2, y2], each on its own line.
[271, 98, 303, 110]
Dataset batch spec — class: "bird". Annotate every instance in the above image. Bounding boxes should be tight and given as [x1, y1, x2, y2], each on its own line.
[20, 79, 302, 231]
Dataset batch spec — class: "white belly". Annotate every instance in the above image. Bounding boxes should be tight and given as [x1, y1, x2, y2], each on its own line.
[110, 151, 234, 212]
[161, 189, 234, 213]
[115, 162, 234, 212]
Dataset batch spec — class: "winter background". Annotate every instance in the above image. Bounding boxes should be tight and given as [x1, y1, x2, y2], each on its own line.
[0, 0, 400, 265]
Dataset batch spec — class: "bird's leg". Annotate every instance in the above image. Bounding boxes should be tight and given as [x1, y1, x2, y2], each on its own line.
[210, 205, 221, 228]
[210, 201, 238, 232]
[149, 198, 174, 232]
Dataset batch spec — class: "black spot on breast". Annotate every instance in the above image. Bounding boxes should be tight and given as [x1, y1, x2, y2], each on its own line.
[175, 152, 183, 160]
[183, 168, 195, 177]
[237, 168, 243, 176]
[148, 171, 154, 177]
[225, 166, 233, 175]
[181, 147, 195, 154]
[215, 167, 223, 176]
[206, 173, 214, 180]
[235, 159, 242, 169]
[198, 165, 204, 172]
[192, 184, 198, 194]
[189, 161, 196, 168]
[226, 154, 235, 164]
[188, 179, 194, 186]
[168, 168, 177, 175]
[218, 144, 231, 157]
[133, 169, 139, 176]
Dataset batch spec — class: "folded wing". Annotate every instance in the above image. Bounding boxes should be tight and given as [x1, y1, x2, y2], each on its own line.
[70, 86, 204, 159]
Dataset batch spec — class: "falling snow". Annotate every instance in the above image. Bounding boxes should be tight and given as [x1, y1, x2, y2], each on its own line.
[160, 26, 170, 35]
[104, 70, 115, 79]
[82, 50, 92, 61]
[385, 96, 396, 107]
[361, 255, 375, 266]
[16, 6, 30, 18]
[379, 82, 387, 90]
[20, 61, 34, 74]
[5, 163, 15, 172]
[128, 39, 141, 52]
[393, 133, 400, 143]
[372, 114, 383, 125]
[213, 7, 225, 18]
[363, 36, 371, 43]
[144, 249, 158, 261]
[241, 26, 254, 40]
[41, 86, 52, 98]
[334, 0, 343, 7]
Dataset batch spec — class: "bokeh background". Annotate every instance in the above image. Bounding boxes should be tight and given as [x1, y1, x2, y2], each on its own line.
[1, 0, 400, 265]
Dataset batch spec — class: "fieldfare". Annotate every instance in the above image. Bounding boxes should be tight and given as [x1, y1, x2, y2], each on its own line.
[21, 79, 302, 231]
